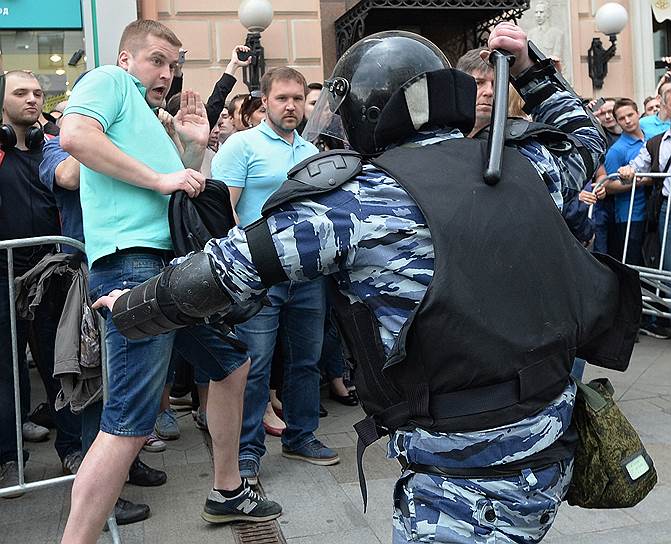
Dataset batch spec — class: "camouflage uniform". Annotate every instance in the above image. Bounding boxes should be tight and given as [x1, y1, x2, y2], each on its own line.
[196, 90, 604, 542]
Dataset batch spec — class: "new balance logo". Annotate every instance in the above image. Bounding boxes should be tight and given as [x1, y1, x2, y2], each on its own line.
[236, 498, 258, 514]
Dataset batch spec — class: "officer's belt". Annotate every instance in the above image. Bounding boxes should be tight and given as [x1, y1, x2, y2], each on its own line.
[378, 373, 567, 432]
[353, 375, 569, 511]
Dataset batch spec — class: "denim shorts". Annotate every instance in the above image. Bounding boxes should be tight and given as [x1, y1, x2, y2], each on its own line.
[89, 252, 175, 437]
[90, 251, 249, 436]
[171, 324, 249, 385]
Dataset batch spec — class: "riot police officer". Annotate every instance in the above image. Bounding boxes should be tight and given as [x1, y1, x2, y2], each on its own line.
[97, 23, 637, 543]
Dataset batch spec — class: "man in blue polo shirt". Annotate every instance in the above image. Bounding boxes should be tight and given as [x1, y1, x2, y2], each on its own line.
[212, 67, 336, 485]
[603, 98, 649, 265]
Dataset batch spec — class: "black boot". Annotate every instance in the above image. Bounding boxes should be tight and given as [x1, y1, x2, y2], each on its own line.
[128, 457, 167, 487]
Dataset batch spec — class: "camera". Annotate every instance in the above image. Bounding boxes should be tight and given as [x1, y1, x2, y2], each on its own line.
[237, 50, 252, 62]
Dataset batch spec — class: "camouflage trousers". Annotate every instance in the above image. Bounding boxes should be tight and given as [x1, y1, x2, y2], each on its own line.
[391, 459, 574, 543]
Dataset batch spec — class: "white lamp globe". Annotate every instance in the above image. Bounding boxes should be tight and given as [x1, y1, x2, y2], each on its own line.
[239, 0, 274, 33]
[595, 2, 628, 36]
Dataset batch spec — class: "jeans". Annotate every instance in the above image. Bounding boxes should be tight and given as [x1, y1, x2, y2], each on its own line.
[0, 272, 81, 464]
[80, 400, 102, 454]
[236, 279, 326, 462]
[319, 308, 345, 382]
[611, 221, 645, 266]
[592, 222, 610, 254]
[173, 324, 249, 383]
[168, 324, 244, 388]
[89, 252, 175, 437]
[660, 200, 671, 272]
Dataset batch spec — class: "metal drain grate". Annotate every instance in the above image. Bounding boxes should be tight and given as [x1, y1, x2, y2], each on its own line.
[203, 435, 286, 543]
[231, 480, 286, 544]
[232, 520, 286, 544]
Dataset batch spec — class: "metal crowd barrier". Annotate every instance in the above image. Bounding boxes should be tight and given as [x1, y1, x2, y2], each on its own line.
[597, 173, 671, 319]
[0, 236, 121, 542]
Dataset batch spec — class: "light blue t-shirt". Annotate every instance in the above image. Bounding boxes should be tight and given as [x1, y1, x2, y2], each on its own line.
[63, 65, 184, 264]
[211, 121, 318, 227]
[640, 113, 671, 139]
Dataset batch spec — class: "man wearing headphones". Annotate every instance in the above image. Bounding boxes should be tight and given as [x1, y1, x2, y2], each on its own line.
[0, 71, 82, 496]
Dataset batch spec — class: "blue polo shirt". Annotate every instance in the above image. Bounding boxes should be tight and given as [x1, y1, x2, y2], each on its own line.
[604, 132, 646, 223]
[38, 136, 84, 254]
[211, 121, 318, 227]
[640, 113, 671, 139]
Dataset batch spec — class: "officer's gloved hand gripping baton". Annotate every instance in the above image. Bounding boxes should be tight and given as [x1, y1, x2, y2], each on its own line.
[483, 49, 515, 186]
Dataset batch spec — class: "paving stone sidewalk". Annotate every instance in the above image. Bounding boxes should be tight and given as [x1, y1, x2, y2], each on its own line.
[1, 336, 669, 543]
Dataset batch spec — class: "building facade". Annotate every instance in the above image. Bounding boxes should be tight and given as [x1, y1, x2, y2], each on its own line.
[1, 1, 669, 115]
[147, 0, 668, 108]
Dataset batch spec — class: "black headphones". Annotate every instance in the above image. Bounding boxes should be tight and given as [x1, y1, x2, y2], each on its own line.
[0, 124, 44, 150]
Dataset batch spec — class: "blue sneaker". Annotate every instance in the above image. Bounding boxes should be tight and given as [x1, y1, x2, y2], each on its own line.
[282, 438, 339, 466]
[154, 409, 180, 440]
[202, 481, 282, 524]
[239, 458, 259, 486]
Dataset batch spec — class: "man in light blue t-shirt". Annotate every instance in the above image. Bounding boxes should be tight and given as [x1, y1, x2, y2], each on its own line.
[59, 20, 280, 542]
[641, 82, 671, 139]
[212, 67, 338, 485]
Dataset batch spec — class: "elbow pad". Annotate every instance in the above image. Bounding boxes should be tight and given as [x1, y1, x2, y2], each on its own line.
[111, 252, 232, 339]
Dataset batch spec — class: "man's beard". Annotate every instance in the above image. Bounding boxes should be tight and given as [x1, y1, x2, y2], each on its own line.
[268, 111, 299, 133]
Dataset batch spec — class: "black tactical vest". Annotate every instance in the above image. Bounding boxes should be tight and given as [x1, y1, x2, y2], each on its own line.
[331, 137, 628, 435]
[247, 139, 640, 435]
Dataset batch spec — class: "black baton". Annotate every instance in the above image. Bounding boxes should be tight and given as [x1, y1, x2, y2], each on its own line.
[483, 49, 515, 186]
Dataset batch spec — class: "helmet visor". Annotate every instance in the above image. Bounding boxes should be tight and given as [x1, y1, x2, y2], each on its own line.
[301, 88, 349, 146]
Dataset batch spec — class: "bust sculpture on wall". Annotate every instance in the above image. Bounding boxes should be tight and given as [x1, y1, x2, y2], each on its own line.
[521, 0, 572, 83]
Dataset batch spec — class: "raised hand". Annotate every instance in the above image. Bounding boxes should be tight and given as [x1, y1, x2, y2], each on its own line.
[173, 89, 209, 148]
[484, 22, 534, 77]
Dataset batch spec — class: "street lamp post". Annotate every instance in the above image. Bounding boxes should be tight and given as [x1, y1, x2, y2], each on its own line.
[587, 2, 628, 90]
[238, 0, 274, 92]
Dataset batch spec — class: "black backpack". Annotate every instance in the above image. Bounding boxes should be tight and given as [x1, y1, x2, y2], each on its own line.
[168, 180, 264, 345]
[169, 179, 236, 257]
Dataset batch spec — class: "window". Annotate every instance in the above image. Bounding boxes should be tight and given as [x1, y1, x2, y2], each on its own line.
[653, 18, 671, 82]
[1, 30, 86, 110]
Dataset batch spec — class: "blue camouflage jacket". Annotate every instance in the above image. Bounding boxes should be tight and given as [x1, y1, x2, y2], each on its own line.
[201, 89, 605, 468]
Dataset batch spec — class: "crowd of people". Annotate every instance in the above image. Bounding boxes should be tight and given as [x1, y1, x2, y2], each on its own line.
[0, 14, 661, 544]
[456, 47, 671, 342]
[0, 20, 358, 531]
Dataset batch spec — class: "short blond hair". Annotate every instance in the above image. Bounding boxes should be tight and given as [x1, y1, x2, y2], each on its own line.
[119, 19, 181, 56]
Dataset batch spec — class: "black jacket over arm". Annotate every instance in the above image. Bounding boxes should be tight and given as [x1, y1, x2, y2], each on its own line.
[206, 73, 238, 129]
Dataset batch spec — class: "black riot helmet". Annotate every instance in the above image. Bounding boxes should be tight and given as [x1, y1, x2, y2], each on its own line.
[322, 31, 451, 155]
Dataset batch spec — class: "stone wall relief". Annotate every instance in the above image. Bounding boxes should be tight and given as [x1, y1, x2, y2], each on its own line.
[518, 0, 573, 84]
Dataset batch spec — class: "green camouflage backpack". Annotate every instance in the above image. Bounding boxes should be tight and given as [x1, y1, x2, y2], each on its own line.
[566, 378, 657, 508]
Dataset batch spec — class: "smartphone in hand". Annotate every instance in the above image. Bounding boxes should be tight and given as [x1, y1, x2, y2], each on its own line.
[589, 97, 606, 113]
